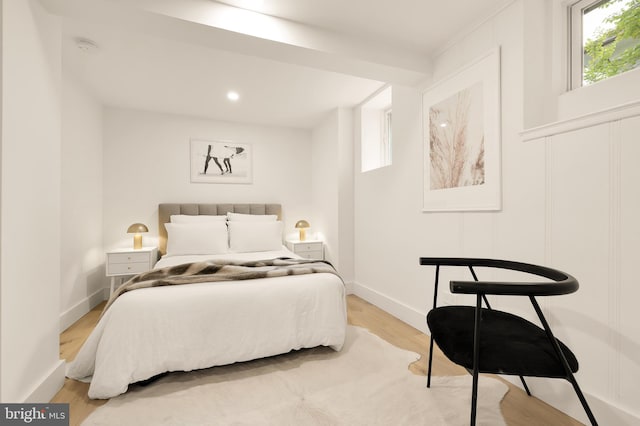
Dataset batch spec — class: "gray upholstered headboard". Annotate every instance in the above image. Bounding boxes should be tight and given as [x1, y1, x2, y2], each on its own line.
[158, 203, 282, 256]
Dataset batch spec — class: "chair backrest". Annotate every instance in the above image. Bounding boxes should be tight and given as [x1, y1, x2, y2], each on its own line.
[419, 257, 578, 296]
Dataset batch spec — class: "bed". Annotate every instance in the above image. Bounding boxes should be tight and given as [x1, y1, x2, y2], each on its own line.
[66, 203, 347, 399]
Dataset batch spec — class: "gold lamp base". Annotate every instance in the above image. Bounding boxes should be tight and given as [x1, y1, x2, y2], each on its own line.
[133, 234, 143, 249]
[298, 228, 307, 241]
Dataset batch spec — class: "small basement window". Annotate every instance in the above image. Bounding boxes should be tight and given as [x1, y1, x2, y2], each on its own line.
[360, 86, 392, 172]
[570, 0, 640, 88]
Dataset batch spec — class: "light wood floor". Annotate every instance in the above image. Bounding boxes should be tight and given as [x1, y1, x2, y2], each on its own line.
[52, 295, 583, 425]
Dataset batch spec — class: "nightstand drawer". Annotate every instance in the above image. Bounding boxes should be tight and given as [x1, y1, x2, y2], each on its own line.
[286, 240, 324, 260]
[106, 247, 157, 295]
[294, 242, 323, 253]
[107, 262, 150, 275]
[297, 250, 323, 260]
[108, 252, 152, 264]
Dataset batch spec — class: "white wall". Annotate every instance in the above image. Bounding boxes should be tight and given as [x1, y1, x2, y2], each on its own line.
[60, 74, 105, 331]
[0, 0, 65, 402]
[311, 108, 355, 283]
[103, 107, 313, 251]
[352, 0, 639, 424]
[336, 108, 355, 284]
[353, 83, 436, 325]
[311, 112, 339, 266]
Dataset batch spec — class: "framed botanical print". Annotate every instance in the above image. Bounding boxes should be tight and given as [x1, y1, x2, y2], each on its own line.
[423, 48, 501, 211]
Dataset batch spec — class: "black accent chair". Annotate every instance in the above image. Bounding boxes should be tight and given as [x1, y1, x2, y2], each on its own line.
[420, 257, 597, 426]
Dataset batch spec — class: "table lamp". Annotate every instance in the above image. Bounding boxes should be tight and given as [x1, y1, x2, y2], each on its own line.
[127, 223, 148, 249]
[295, 220, 310, 241]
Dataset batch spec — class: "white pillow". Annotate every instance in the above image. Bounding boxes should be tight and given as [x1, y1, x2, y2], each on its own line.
[226, 212, 278, 222]
[228, 221, 283, 252]
[165, 222, 229, 256]
[170, 214, 227, 223]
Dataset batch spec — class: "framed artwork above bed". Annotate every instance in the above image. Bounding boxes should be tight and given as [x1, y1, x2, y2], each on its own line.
[190, 139, 252, 184]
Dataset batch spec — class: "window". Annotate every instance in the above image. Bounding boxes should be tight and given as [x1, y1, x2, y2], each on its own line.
[570, 0, 640, 88]
[360, 86, 392, 172]
[382, 108, 392, 167]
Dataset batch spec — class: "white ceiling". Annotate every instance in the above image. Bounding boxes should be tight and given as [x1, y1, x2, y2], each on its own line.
[216, 0, 510, 55]
[44, 0, 512, 129]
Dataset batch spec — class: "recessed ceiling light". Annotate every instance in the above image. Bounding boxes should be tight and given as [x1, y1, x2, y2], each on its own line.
[227, 91, 240, 101]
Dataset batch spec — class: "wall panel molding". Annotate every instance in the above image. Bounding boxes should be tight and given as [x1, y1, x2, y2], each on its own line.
[608, 120, 622, 401]
[521, 100, 640, 142]
[544, 135, 554, 324]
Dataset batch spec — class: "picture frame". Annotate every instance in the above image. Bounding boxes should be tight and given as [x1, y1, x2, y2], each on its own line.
[422, 47, 501, 212]
[190, 139, 252, 184]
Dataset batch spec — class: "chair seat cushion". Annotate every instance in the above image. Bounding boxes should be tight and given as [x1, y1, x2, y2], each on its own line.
[427, 306, 578, 378]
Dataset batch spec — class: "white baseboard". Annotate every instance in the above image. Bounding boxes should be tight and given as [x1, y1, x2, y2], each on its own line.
[505, 375, 640, 425]
[343, 280, 354, 295]
[22, 360, 66, 403]
[567, 392, 640, 426]
[351, 281, 428, 334]
[59, 287, 107, 332]
[585, 395, 640, 426]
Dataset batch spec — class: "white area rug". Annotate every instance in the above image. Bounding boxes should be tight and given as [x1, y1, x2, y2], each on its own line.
[82, 326, 507, 425]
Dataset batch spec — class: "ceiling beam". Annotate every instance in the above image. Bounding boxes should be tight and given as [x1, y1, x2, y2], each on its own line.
[40, 0, 430, 85]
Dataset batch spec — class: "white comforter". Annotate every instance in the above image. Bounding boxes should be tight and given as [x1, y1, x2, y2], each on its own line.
[66, 248, 347, 399]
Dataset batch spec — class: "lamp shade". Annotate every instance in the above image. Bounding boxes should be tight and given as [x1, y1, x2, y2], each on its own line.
[295, 220, 310, 241]
[295, 220, 310, 229]
[127, 223, 148, 249]
[127, 223, 149, 234]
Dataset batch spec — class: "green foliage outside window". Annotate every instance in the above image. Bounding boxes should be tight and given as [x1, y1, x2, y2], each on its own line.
[583, 0, 640, 84]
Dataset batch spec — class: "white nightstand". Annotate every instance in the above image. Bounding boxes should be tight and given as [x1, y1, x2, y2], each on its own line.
[106, 247, 157, 295]
[285, 240, 324, 260]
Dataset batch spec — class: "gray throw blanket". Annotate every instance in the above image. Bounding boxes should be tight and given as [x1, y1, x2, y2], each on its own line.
[103, 257, 341, 314]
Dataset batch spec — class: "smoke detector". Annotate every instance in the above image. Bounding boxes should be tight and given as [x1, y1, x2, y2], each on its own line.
[74, 38, 99, 53]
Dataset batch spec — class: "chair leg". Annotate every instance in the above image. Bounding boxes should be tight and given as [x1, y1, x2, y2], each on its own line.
[471, 370, 479, 426]
[519, 376, 532, 396]
[427, 334, 435, 388]
[566, 373, 599, 426]
[427, 265, 441, 388]
[470, 294, 482, 426]
[529, 296, 598, 426]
